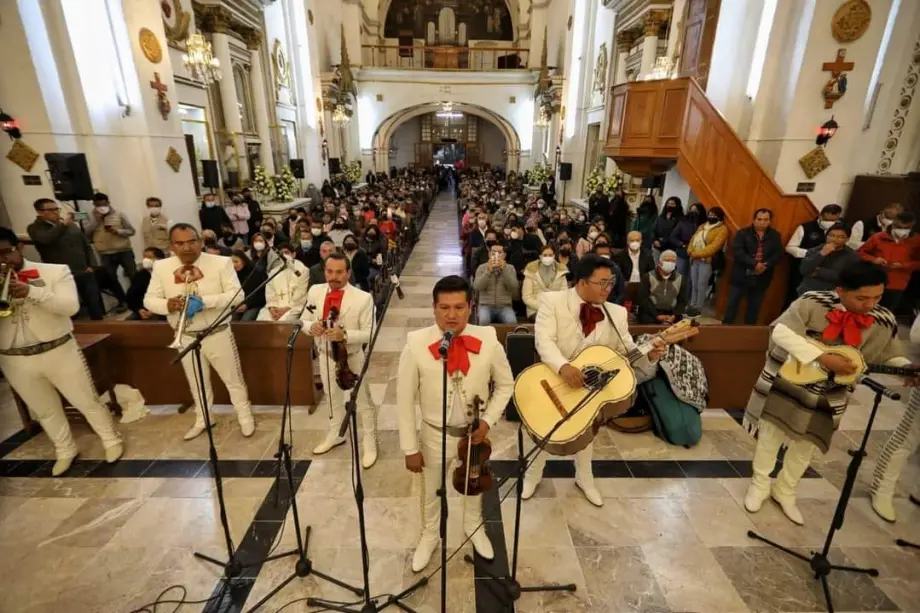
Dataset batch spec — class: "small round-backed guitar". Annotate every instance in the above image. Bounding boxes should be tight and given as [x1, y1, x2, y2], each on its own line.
[778, 339, 919, 386]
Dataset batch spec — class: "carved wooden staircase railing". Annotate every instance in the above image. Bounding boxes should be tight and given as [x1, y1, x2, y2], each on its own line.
[604, 77, 818, 323]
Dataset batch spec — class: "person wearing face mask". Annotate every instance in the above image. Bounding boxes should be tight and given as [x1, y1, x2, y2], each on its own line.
[327, 216, 352, 247]
[241, 187, 263, 240]
[472, 229, 499, 275]
[293, 221, 313, 267]
[784, 204, 843, 307]
[198, 193, 232, 235]
[556, 237, 578, 284]
[652, 197, 682, 260]
[615, 231, 656, 304]
[576, 225, 600, 258]
[667, 204, 701, 279]
[342, 234, 371, 291]
[797, 223, 860, 295]
[522, 245, 569, 320]
[637, 250, 687, 325]
[217, 222, 243, 252]
[248, 232, 278, 271]
[231, 250, 267, 321]
[504, 225, 528, 274]
[126, 248, 166, 320]
[361, 226, 387, 281]
[84, 193, 137, 313]
[858, 211, 920, 311]
[308, 219, 331, 249]
[685, 206, 729, 316]
[473, 242, 519, 324]
[377, 211, 398, 241]
[632, 195, 659, 250]
[848, 202, 903, 250]
[258, 243, 309, 322]
[540, 176, 556, 205]
[225, 196, 252, 245]
[142, 197, 171, 251]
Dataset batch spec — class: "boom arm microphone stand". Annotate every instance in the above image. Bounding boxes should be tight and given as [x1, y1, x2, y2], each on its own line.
[747, 375, 898, 613]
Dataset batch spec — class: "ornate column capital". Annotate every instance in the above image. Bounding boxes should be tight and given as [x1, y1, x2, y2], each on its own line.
[238, 27, 262, 51]
[616, 30, 640, 53]
[196, 4, 233, 34]
[643, 10, 668, 37]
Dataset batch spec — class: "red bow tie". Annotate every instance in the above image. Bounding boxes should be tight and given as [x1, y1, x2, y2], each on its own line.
[823, 309, 874, 347]
[579, 303, 605, 337]
[16, 269, 40, 283]
[428, 334, 482, 376]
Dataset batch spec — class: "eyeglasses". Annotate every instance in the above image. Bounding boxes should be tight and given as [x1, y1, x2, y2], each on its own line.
[586, 278, 614, 289]
[40, 207, 60, 213]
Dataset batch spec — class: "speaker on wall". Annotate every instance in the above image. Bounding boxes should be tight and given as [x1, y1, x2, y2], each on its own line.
[641, 175, 664, 189]
[329, 157, 342, 174]
[558, 162, 572, 181]
[44, 153, 94, 201]
[289, 159, 305, 179]
[201, 160, 220, 188]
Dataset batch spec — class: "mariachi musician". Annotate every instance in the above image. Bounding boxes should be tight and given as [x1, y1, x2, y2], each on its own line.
[396, 275, 514, 572]
[301, 252, 378, 468]
[144, 223, 255, 441]
[0, 227, 123, 476]
[524, 255, 665, 506]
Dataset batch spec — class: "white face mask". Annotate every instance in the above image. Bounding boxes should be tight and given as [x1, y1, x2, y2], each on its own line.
[892, 228, 910, 239]
[95, 206, 111, 215]
[478, 220, 487, 229]
[204, 200, 217, 208]
[540, 256, 555, 267]
[283, 254, 294, 262]
[599, 254, 611, 259]
[588, 231, 599, 240]
[660, 261, 676, 273]
[819, 220, 835, 229]
[629, 241, 641, 252]
[880, 216, 893, 227]
[510, 231, 520, 240]
[301, 239, 312, 249]
[311, 228, 322, 236]
[148, 207, 162, 218]
[253, 241, 266, 252]
[142, 257, 155, 270]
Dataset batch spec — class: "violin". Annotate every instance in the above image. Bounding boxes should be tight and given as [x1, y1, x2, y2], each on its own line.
[326, 306, 359, 390]
[452, 395, 493, 496]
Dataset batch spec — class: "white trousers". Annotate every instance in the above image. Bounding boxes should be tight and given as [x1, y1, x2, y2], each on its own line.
[256, 306, 300, 322]
[316, 347, 376, 437]
[419, 422, 483, 536]
[180, 327, 253, 427]
[873, 388, 920, 498]
[0, 338, 122, 458]
[750, 419, 816, 497]
[525, 438, 595, 483]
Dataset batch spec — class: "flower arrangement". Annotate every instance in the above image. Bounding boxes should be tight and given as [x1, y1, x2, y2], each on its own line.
[603, 172, 623, 196]
[252, 165, 274, 200]
[273, 166, 297, 202]
[343, 160, 362, 183]
[528, 163, 552, 186]
[584, 166, 606, 194]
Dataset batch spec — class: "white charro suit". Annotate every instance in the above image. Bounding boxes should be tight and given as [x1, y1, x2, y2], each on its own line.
[301, 283, 377, 448]
[529, 288, 657, 490]
[0, 260, 122, 460]
[257, 258, 309, 322]
[397, 324, 514, 543]
[144, 253, 253, 431]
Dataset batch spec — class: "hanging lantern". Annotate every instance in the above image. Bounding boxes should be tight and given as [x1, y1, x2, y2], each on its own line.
[816, 116, 838, 146]
[0, 110, 21, 140]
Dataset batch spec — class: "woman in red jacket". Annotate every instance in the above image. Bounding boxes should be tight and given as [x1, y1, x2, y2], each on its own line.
[858, 211, 919, 311]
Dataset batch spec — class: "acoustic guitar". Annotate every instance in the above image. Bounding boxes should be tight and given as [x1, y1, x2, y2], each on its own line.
[778, 339, 918, 386]
[514, 320, 699, 456]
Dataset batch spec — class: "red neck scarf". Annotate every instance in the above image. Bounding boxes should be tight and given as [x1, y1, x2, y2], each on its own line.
[428, 333, 482, 376]
[323, 288, 344, 320]
[823, 309, 874, 347]
[16, 269, 40, 283]
[579, 303, 605, 337]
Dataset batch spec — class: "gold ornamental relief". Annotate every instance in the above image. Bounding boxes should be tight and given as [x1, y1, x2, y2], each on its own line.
[799, 147, 831, 180]
[831, 0, 871, 43]
[7, 140, 39, 172]
[139, 28, 163, 64]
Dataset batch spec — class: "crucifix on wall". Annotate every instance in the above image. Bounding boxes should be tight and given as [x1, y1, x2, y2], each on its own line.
[149, 72, 172, 120]
[821, 49, 854, 109]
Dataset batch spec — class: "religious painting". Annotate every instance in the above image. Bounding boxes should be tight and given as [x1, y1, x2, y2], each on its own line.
[384, 0, 513, 42]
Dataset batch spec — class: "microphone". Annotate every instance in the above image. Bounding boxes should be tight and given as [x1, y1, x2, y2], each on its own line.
[390, 273, 405, 300]
[270, 244, 302, 276]
[438, 330, 454, 357]
[860, 376, 901, 400]
[288, 322, 303, 349]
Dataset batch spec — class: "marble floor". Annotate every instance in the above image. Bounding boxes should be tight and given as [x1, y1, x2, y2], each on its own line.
[1, 192, 919, 613]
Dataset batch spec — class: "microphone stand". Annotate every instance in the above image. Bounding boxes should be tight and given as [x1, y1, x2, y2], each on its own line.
[747, 376, 896, 613]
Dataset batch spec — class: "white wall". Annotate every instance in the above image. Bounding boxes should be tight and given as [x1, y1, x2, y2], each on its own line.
[479, 119, 507, 167]
[706, 0, 764, 133]
[389, 116, 421, 167]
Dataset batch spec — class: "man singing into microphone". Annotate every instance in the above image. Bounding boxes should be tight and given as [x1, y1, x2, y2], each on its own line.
[301, 252, 378, 467]
[743, 262, 918, 525]
[397, 275, 514, 572]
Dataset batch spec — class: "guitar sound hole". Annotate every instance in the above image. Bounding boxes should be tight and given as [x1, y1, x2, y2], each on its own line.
[582, 366, 617, 390]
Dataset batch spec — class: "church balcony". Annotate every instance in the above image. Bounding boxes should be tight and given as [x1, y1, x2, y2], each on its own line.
[361, 44, 529, 71]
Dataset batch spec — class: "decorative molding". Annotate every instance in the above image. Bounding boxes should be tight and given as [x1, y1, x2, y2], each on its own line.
[644, 10, 668, 37]
[139, 28, 163, 63]
[877, 35, 920, 174]
[272, 39, 291, 94]
[831, 0, 871, 43]
[239, 26, 262, 51]
[617, 30, 640, 53]
[195, 3, 233, 34]
[162, 0, 191, 49]
[165, 146, 183, 172]
[593, 43, 608, 93]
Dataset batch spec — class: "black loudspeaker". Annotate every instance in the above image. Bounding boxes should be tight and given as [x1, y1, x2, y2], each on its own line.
[44, 153, 94, 201]
[329, 157, 341, 174]
[289, 159, 305, 179]
[504, 328, 538, 422]
[641, 175, 664, 189]
[201, 160, 220, 188]
[559, 162, 572, 181]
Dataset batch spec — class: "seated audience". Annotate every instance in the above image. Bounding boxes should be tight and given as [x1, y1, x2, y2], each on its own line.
[343, 233, 371, 290]
[576, 223, 601, 258]
[522, 244, 569, 320]
[231, 250, 267, 321]
[473, 242, 518, 324]
[258, 243, 309, 322]
[556, 237, 578, 284]
[857, 211, 919, 311]
[225, 195, 251, 245]
[592, 242, 626, 305]
[638, 250, 687, 325]
[723, 208, 783, 325]
[126, 247, 166, 320]
[616, 230, 656, 305]
[471, 229, 499, 274]
[686, 206, 728, 316]
[798, 223, 860, 294]
[309, 240, 337, 287]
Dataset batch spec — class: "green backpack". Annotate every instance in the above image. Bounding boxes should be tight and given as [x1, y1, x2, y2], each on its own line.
[638, 376, 702, 448]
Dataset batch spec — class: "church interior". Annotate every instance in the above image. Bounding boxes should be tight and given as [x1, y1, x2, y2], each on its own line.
[0, 0, 919, 612]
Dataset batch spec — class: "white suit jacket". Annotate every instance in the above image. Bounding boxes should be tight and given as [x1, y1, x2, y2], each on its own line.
[397, 324, 514, 455]
[265, 259, 309, 311]
[144, 253, 243, 332]
[0, 260, 78, 350]
[301, 283, 374, 355]
[535, 288, 657, 381]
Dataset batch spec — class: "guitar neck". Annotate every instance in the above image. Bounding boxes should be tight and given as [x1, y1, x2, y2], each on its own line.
[868, 364, 918, 377]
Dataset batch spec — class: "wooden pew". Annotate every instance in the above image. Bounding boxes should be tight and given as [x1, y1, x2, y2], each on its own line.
[493, 324, 770, 410]
[73, 322, 318, 406]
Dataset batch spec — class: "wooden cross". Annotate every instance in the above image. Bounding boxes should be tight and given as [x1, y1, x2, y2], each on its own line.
[822, 49, 854, 76]
[150, 72, 168, 95]
[821, 49, 854, 109]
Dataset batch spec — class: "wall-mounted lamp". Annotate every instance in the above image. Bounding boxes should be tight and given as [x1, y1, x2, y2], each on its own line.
[815, 116, 838, 146]
[321, 138, 329, 164]
[0, 109, 21, 140]
[554, 146, 562, 169]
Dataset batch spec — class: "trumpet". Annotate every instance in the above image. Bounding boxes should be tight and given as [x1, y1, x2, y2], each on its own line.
[168, 271, 193, 350]
[0, 264, 14, 318]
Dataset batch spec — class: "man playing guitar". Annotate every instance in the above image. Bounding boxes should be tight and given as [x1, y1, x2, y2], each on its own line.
[523, 254, 665, 506]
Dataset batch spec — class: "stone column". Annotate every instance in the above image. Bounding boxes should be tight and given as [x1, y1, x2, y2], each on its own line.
[242, 29, 275, 175]
[202, 6, 245, 184]
[615, 31, 636, 84]
[640, 12, 663, 78]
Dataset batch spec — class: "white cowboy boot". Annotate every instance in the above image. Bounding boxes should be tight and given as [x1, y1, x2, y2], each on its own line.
[771, 440, 815, 526]
[871, 446, 911, 523]
[411, 530, 440, 573]
[104, 442, 124, 464]
[360, 402, 378, 469]
[575, 449, 603, 507]
[744, 426, 782, 513]
[463, 495, 494, 560]
[238, 408, 255, 438]
[51, 454, 77, 477]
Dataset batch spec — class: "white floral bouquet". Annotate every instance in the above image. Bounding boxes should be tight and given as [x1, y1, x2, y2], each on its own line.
[585, 166, 606, 194]
[528, 163, 552, 186]
[344, 160, 362, 183]
[252, 165, 274, 200]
